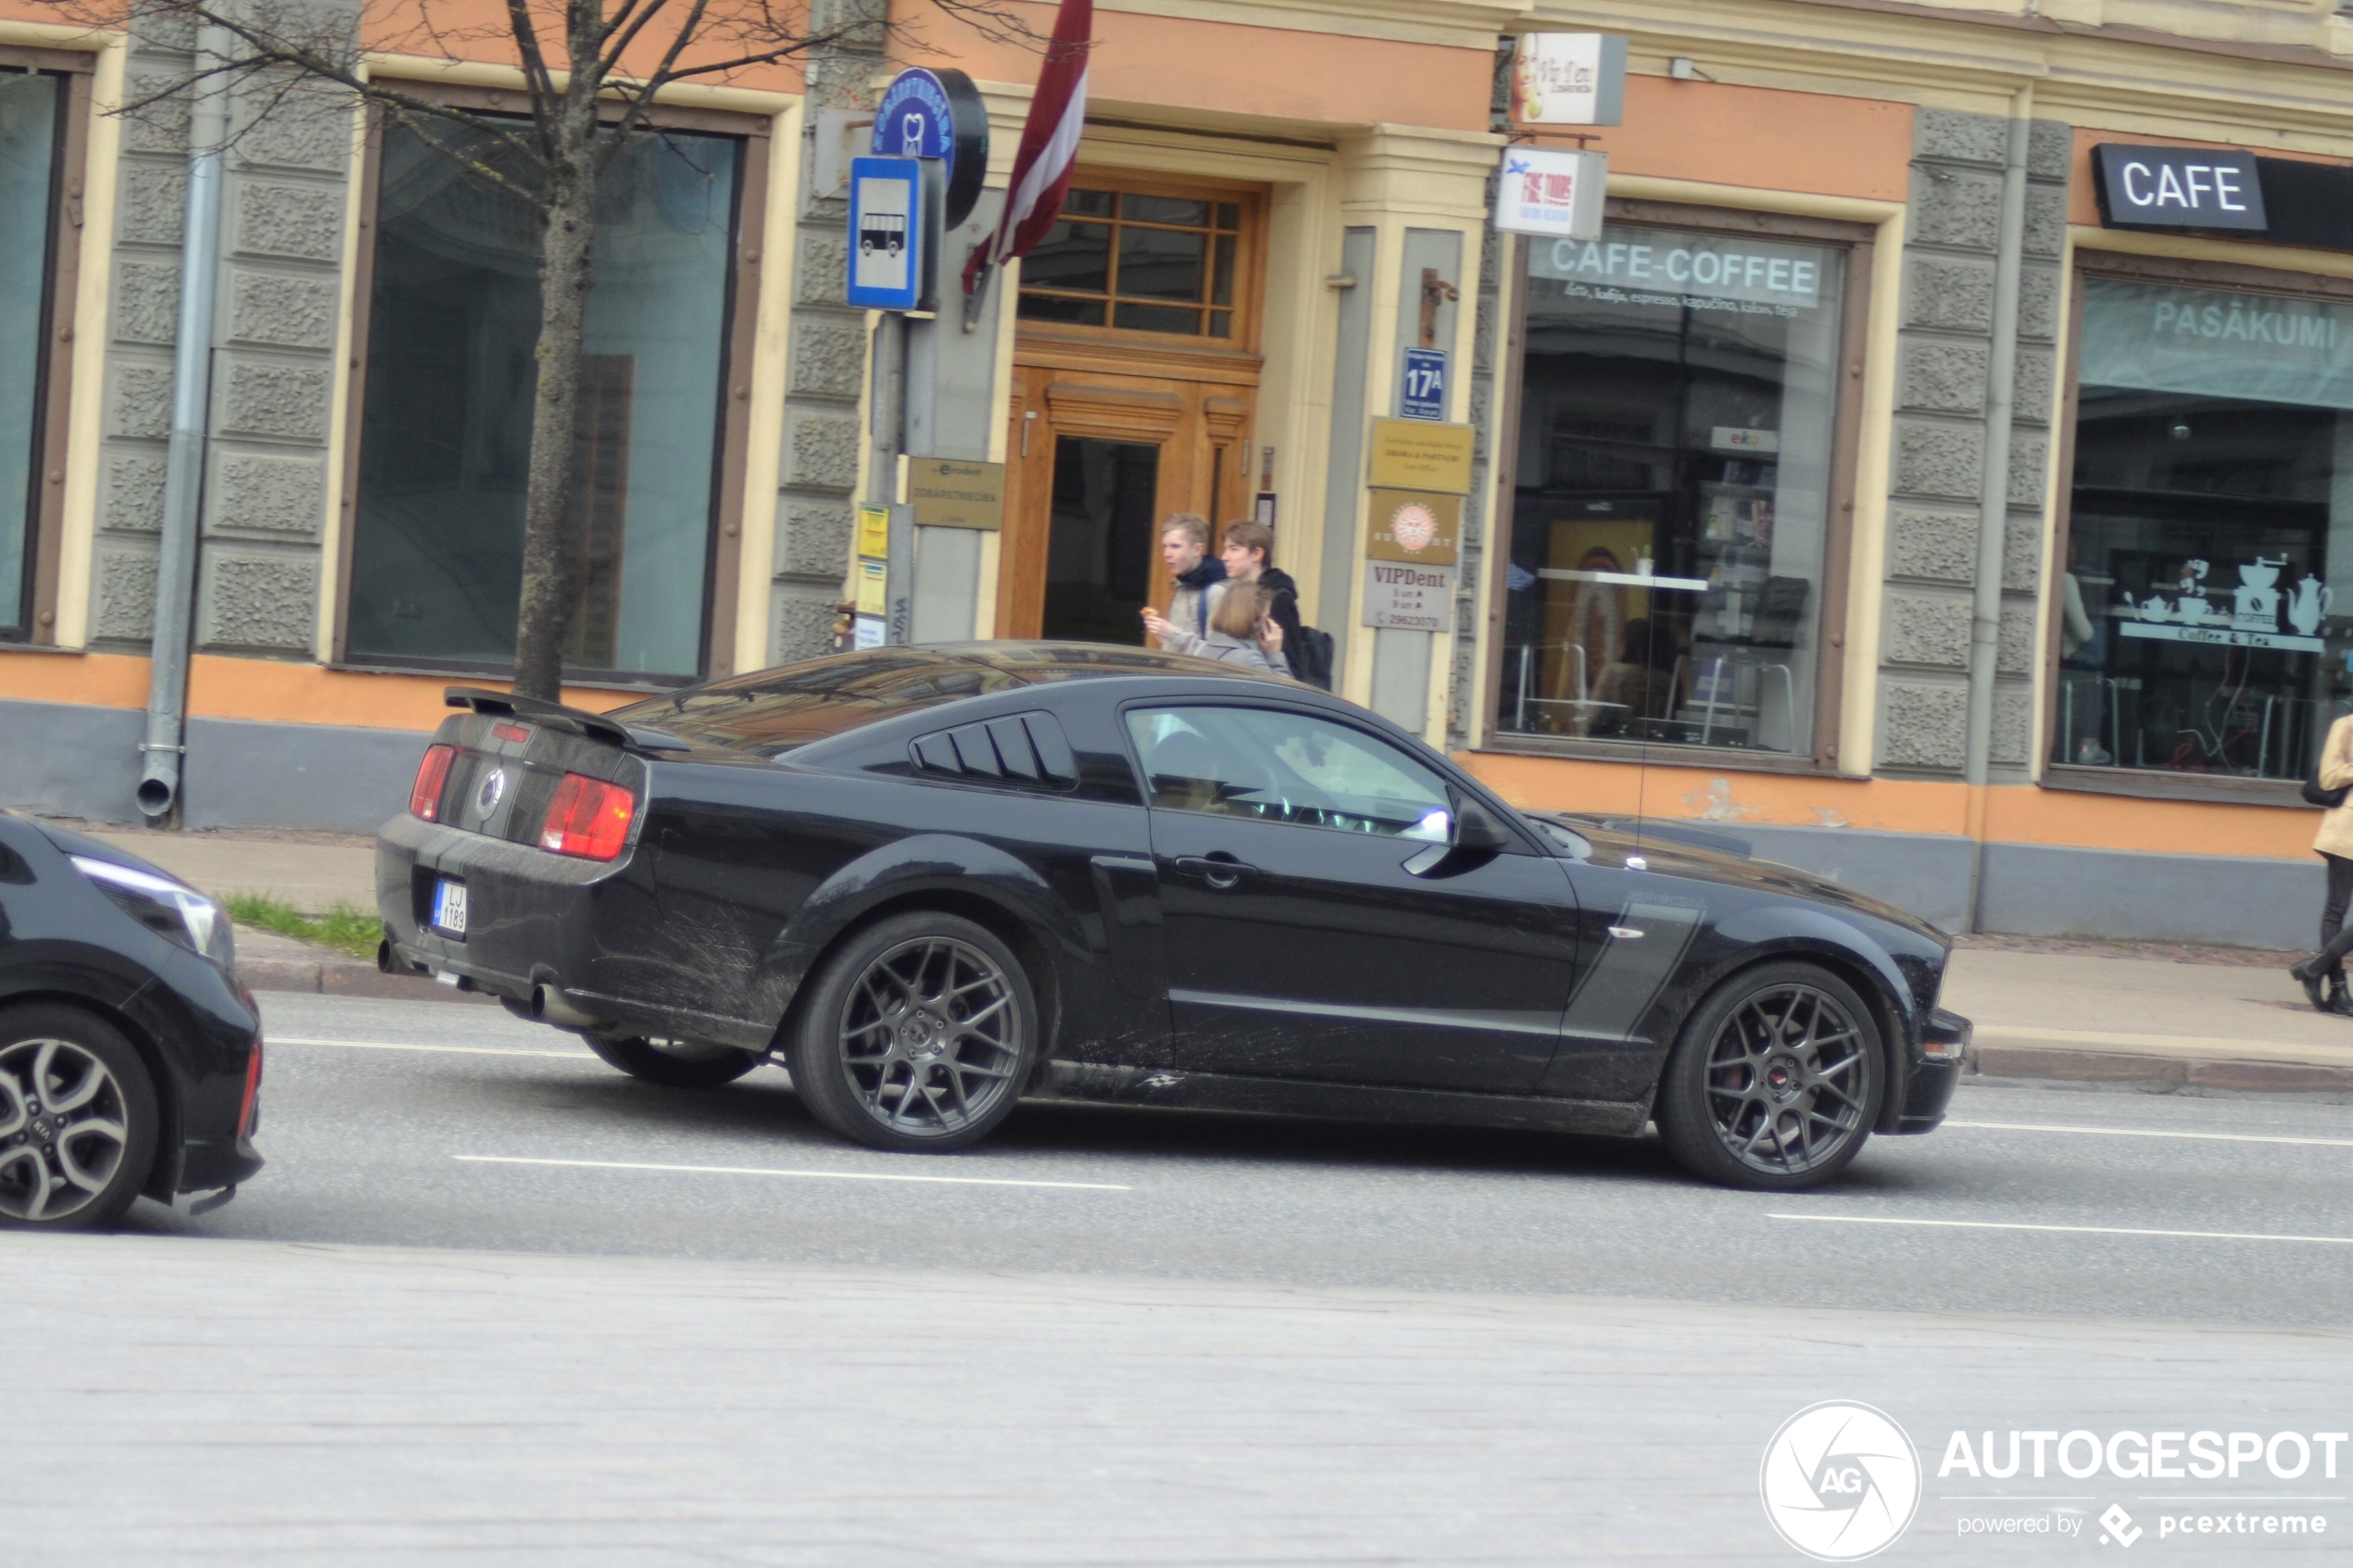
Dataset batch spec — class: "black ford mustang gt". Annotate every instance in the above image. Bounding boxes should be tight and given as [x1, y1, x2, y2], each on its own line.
[376, 643, 1969, 1190]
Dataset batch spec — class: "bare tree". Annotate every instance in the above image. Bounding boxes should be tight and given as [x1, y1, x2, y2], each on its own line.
[56, 0, 1025, 699]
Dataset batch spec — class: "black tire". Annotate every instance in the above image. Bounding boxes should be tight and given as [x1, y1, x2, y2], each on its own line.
[1653, 960, 1885, 1192]
[0, 1003, 160, 1230]
[584, 1034, 762, 1090]
[787, 910, 1038, 1153]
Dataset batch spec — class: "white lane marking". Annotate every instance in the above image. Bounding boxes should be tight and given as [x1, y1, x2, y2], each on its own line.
[1769, 1213, 2353, 1247]
[1947, 1119, 2353, 1149]
[455, 1154, 1130, 1192]
[271, 1036, 592, 1060]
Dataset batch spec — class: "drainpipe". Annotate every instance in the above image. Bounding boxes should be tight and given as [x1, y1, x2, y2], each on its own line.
[1962, 90, 2033, 927]
[137, 23, 231, 822]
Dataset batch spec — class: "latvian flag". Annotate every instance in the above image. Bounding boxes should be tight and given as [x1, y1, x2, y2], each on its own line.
[963, 0, 1092, 297]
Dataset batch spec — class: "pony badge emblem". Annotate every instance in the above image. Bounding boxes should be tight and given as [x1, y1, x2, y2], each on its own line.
[475, 768, 508, 817]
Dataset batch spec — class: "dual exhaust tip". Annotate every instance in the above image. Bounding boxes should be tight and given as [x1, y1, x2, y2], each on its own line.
[376, 939, 609, 1030]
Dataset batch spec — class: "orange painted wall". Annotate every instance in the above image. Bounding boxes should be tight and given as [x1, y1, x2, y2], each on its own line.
[1, 652, 644, 733]
[1460, 751, 2320, 863]
[361, 0, 808, 93]
[1569, 77, 1913, 205]
[903, 1, 1492, 133]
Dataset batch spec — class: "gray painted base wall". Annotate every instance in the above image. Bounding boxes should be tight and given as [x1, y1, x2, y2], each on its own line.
[3, 698, 427, 834]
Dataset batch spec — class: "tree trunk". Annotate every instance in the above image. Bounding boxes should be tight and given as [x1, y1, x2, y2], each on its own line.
[511, 164, 597, 703]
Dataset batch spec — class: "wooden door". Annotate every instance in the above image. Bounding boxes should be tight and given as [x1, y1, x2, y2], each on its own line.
[1000, 367, 1255, 642]
[996, 173, 1265, 645]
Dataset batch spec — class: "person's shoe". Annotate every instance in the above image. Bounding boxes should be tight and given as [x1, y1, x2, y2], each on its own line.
[2292, 957, 2329, 1010]
[2328, 975, 2353, 1018]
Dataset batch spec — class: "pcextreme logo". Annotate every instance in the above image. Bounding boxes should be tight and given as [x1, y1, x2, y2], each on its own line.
[1762, 1401, 1924, 1561]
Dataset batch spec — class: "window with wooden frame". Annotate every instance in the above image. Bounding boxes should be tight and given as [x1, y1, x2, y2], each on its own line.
[1016, 177, 1263, 345]
[1479, 201, 1871, 773]
[0, 48, 92, 646]
[336, 85, 766, 684]
[2044, 250, 2353, 805]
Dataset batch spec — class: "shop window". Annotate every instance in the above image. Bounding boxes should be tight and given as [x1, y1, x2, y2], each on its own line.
[345, 117, 742, 679]
[1017, 185, 1246, 341]
[0, 66, 72, 643]
[2056, 274, 2353, 782]
[1492, 221, 1852, 759]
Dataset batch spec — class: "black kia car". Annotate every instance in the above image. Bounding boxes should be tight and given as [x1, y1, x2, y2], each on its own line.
[376, 644, 1969, 1190]
[0, 811, 263, 1227]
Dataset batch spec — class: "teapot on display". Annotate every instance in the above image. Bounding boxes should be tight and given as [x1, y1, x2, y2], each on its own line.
[2289, 573, 2334, 637]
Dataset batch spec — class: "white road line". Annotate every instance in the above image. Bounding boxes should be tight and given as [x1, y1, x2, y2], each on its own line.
[1947, 1119, 2353, 1149]
[1768, 1213, 2353, 1247]
[271, 1036, 592, 1060]
[455, 1154, 1130, 1192]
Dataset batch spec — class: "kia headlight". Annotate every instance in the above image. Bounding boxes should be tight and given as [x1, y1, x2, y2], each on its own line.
[71, 855, 236, 972]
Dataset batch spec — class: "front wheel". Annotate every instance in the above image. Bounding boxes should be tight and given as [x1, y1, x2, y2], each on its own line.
[1653, 961, 1884, 1191]
[585, 1035, 762, 1090]
[0, 1003, 160, 1229]
[788, 911, 1037, 1153]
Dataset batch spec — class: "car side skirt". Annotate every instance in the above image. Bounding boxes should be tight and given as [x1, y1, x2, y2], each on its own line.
[1031, 1059, 1652, 1137]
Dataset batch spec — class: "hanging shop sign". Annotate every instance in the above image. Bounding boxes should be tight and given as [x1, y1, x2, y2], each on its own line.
[1509, 33, 1627, 127]
[905, 458, 1004, 529]
[1493, 146, 1607, 242]
[1365, 490, 1462, 567]
[847, 156, 922, 311]
[2093, 145, 2266, 233]
[1367, 418, 1474, 495]
[872, 67, 990, 229]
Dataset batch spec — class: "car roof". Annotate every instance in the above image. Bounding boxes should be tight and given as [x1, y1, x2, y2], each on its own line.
[609, 642, 1297, 759]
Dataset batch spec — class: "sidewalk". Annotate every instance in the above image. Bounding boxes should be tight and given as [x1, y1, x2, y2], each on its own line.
[48, 820, 2353, 1095]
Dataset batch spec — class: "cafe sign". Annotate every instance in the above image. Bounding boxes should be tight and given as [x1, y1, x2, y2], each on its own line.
[2093, 144, 2267, 234]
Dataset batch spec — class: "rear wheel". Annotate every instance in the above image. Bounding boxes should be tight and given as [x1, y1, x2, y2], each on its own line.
[0, 1004, 159, 1230]
[584, 1035, 762, 1090]
[788, 911, 1037, 1153]
[1653, 961, 1884, 1191]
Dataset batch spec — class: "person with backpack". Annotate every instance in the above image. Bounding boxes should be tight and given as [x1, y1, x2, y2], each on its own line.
[2288, 709, 2353, 1014]
[1216, 519, 1334, 689]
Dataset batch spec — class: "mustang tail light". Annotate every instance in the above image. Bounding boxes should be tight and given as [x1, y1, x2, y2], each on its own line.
[409, 744, 456, 821]
[540, 773, 635, 859]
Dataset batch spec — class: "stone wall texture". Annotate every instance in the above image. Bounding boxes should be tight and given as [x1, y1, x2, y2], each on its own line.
[89, 29, 355, 658]
[768, 0, 887, 664]
[1874, 109, 2067, 780]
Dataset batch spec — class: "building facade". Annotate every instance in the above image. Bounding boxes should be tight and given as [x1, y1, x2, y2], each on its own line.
[8, 0, 2353, 946]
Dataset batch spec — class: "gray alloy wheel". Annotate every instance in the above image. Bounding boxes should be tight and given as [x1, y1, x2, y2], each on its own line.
[0, 1007, 158, 1229]
[1655, 961, 1883, 1191]
[789, 911, 1036, 1153]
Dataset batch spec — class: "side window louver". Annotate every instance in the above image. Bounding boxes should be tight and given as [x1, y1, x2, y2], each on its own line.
[909, 712, 1079, 788]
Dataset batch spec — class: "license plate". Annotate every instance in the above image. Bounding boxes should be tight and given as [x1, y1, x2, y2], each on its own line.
[431, 878, 469, 937]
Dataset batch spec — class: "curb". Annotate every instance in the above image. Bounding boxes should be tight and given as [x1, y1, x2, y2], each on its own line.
[1970, 1044, 2353, 1097]
[239, 957, 499, 1006]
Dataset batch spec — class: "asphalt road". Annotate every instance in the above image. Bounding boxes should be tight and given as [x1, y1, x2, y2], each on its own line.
[146, 992, 2353, 1327]
[9, 992, 2353, 1565]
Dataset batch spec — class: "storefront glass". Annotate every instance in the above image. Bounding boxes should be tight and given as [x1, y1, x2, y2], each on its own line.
[1494, 223, 1845, 757]
[0, 72, 59, 638]
[2057, 276, 2353, 779]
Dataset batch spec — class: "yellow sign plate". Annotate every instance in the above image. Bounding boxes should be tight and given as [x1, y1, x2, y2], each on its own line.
[905, 458, 1005, 530]
[1367, 419, 1474, 495]
[1365, 489, 1463, 566]
[856, 505, 890, 561]
[854, 558, 887, 616]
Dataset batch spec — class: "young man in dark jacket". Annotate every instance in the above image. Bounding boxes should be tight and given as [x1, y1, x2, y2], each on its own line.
[1217, 519, 1324, 684]
[1148, 513, 1226, 646]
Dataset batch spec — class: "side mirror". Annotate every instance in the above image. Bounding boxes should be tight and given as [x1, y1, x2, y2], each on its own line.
[1452, 800, 1513, 853]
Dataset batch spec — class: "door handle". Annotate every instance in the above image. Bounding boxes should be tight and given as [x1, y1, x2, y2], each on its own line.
[1175, 855, 1253, 889]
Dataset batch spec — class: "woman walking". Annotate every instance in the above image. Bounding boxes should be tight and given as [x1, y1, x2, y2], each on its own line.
[2289, 709, 2353, 1014]
[1144, 581, 1290, 677]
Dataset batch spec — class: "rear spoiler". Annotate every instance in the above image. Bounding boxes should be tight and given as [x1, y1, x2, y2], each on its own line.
[445, 687, 692, 753]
